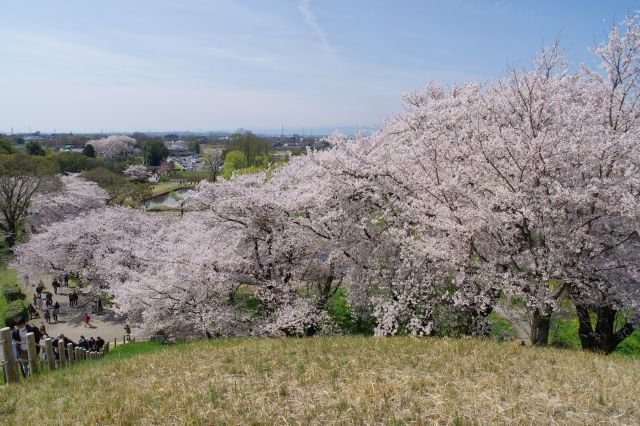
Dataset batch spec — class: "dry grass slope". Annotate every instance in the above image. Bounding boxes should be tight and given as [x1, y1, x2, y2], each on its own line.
[1, 337, 639, 425]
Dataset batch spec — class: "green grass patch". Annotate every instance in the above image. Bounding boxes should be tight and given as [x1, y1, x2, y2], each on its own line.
[487, 311, 517, 340]
[0, 267, 23, 326]
[151, 181, 192, 196]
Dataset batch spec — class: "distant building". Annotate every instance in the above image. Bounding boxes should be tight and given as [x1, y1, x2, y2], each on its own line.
[166, 140, 188, 151]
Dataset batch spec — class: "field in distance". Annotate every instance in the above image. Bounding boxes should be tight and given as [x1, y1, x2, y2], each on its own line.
[1, 336, 639, 424]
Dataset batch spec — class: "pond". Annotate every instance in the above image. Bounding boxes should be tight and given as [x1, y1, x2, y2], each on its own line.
[147, 189, 189, 208]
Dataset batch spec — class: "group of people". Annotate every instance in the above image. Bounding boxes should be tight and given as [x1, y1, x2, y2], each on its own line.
[51, 275, 69, 294]
[9, 316, 106, 378]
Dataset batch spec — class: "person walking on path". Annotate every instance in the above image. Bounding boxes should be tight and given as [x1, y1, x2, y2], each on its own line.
[36, 295, 43, 310]
[45, 292, 53, 308]
[83, 312, 92, 328]
[36, 281, 45, 299]
[39, 323, 47, 338]
[124, 324, 132, 342]
[44, 309, 51, 324]
[51, 303, 59, 323]
[27, 303, 38, 320]
[52, 278, 60, 294]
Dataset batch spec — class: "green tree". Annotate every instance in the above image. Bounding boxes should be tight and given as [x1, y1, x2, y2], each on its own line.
[83, 143, 96, 158]
[189, 140, 201, 154]
[222, 151, 247, 180]
[81, 167, 131, 205]
[0, 153, 59, 246]
[0, 137, 16, 154]
[25, 140, 44, 156]
[229, 132, 271, 167]
[132, 184, 154, 208]
[54, 152, 103, 173]
[142, 139, 169, 166]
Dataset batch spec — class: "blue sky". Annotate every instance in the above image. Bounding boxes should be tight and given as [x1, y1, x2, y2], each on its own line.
[0, 0, 638, 134]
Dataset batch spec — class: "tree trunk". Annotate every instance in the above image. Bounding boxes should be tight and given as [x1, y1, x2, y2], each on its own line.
[5, 221, 18, 247]
[530, 310, 551, 346]
[575, 305, 634, 354]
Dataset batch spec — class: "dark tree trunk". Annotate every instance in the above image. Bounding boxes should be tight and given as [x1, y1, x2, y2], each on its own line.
[530, 310, 551, 346]
[575, 305, 634, 354]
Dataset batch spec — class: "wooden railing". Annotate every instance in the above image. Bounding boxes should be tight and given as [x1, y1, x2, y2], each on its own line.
[0, 327, 111, 385]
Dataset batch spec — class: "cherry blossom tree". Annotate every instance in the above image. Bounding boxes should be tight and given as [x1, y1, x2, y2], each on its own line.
[85, 135, 138, 159]
[123, 164, 149, 182]
[29, 174, 108, 232]
[11, 16, 640, 352]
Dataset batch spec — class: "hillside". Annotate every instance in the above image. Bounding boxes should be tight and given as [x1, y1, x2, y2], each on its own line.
[2, 337, 639, 424]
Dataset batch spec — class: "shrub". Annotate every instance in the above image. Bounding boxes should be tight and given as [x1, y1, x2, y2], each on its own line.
[2, 285, 26, 303]
[3, 300, 28, 327]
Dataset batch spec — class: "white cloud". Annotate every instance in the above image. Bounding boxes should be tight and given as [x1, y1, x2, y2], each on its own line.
[297, 0, 335, 55]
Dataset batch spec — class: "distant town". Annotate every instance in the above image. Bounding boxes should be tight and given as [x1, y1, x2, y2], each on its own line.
[1, 130, 333, 173]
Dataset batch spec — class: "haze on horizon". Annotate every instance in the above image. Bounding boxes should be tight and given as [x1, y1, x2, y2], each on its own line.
[0, 0, 637, 134]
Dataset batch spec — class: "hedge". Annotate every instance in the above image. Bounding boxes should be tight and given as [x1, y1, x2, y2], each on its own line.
[3, 300, 28, 327]
[2, 284, 26, 303]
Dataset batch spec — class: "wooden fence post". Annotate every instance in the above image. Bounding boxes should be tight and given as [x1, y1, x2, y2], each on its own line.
[114, 337, 117, 347]
[26, 333, 38, 376]
[0, 327, 19, 384]
[58, 339, 67, 367]
[67, 343, 75, 364]
[44, 338, 55, 371]
[75, 347, 82, 364]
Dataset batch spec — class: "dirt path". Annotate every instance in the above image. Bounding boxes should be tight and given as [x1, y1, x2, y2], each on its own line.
[493, 304, 531, 344]
[21, 275, 133, 345]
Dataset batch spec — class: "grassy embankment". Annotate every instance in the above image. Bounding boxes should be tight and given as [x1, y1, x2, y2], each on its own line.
[151, 181, 194, 197]
[1, 337, 639, 424]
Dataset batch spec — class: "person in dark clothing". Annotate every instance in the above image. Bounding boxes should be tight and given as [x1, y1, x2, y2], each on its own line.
[52, 278, 60, 294]
[27, 303, 38, 320]
[51, 304, 59, 323]
[36, 281, 45, 299]
[78, 335, 89, 350]
[12, 317, 41, 377]
[52, 334, 76, 360]
[95, 336, 105, 352]
[63, 274, 69, 287]
[88, 337, 96, 351]
[45, 292, 53, 308]
[44, 309, 51, 324]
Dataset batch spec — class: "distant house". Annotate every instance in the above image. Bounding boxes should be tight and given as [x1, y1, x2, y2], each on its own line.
[148, 160, 174, 182]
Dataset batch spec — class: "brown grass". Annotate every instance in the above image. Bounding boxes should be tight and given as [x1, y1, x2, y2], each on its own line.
[1, 337, 639, 425]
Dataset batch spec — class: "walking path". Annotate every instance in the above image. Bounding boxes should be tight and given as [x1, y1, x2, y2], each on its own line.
[493, 304, 531, 344]
[21, 275, 132, 344]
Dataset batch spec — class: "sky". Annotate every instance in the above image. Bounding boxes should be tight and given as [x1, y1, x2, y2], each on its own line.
[1, 0, 639, 135]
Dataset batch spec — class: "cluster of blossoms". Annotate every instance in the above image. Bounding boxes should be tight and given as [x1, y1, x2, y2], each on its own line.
[13, 17, 640, 351]
[84, 135, 138, 159]
[123, 164, 149, 182]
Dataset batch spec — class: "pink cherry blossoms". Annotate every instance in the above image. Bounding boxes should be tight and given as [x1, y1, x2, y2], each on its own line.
[12, 16, 640, 351]
[85, 135, 138, 159]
